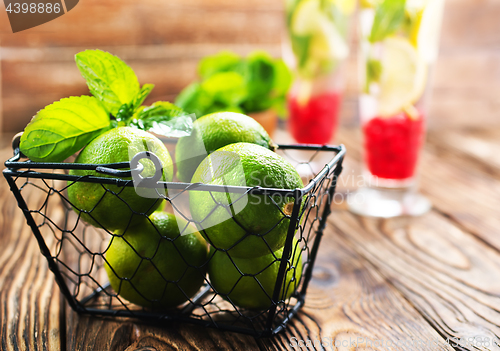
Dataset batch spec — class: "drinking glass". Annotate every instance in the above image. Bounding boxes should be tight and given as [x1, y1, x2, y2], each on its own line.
[348, 0, 445, 217]
[283, 0, 354, 144]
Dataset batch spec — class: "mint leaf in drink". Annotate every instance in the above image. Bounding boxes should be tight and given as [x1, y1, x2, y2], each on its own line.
[19, 96, 110, 162]
[75, 50, 140, 116]
[290, 34, 311, 70]
[128, 101, 193, 137]
[369, 0, 406, 43]
[366, 58, 382, 92]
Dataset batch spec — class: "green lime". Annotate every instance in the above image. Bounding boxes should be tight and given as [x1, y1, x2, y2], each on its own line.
[190, 142, 304, 258]
[104, 211, 208, 309]
[175, 112, 276, 183]
[208, 238, 303, 310]
[67, 127, 173, 231]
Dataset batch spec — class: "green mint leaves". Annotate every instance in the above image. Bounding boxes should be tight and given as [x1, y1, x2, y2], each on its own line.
[365, 58, 382, 92]
[175, 50, 292, 118]
[75, 50, 141, 116]
[131, 84, 155, 111]
[114, 84, 156, 123]
[198, 51, 242, 79]
[369, 0, 406, 43]
[20, 96, 110, 162]
[129, 102, 193, 138]
[19, 50, 190, 162]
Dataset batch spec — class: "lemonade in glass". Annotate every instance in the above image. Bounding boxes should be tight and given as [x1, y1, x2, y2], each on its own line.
[349, 0, 445, 217]
[284, 0, 354, 144]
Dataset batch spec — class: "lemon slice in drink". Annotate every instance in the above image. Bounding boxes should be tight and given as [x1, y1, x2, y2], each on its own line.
[292, 0, 325, 36]
[334, 0, 356, 14]
[291, 0, 349, 60]
[360, 0, 381, 9]
[309, 17, 349, 60]
[291, 0, 322, 36]
[377, 37, 427, 116]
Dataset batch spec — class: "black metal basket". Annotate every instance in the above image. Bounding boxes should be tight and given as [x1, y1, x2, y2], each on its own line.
[3, 139, 345, 337]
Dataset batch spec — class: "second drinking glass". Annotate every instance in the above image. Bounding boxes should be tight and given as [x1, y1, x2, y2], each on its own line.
[349, 0, 445, 217]
[284, 0, 354, 144]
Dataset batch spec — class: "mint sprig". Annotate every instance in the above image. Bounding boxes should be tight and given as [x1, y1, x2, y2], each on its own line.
[128, 102, 194, 138]
[19, 50, 191, 162]
[20, 96, 110, 162]
[369, 0, 406, 43]
[365, 58, 382, 93]
[175, 50, 292, 118]
[131, 84, 155, 111]
[75, 50, 141, 116]
[114, 84, 156, 124]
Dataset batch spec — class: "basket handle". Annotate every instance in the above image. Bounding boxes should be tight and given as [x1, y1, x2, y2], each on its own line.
[11, 132, 26, 158]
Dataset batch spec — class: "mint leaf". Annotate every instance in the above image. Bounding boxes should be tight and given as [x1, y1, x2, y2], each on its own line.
[201, 72, 247, 107]
[198, 51, 242, 79]
[175, 83, 214, 118]
[285, 0, 302, 26]
[290, 34, 311, 70]
[20, 96, 110, 162]
[75, 50, 140, 116]
[114, 84, 155, 123]
[131, 84, 155, 110]
[114, 103, 134, 124]
[244, 51, 275, 102]
[272, 59, 293, 96]
[366, 59, 382, 87]
[369, 0, 406, 43]
[128, 101, 193, 137]
[244, 56, 291, 114]
[176, 50, 291, 117]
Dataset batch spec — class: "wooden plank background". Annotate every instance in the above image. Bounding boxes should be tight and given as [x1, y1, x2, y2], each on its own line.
[0, 0, 499, 133]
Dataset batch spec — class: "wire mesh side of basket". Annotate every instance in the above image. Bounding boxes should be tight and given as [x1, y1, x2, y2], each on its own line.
[3, 144, 345, 337]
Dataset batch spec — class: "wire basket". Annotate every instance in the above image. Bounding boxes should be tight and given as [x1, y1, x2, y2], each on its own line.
[3, 137, 345, 337]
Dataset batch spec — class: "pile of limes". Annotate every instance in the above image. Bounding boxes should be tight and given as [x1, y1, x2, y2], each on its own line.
[68, 112, 304, 310]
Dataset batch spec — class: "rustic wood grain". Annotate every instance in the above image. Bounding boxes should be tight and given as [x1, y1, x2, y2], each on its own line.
[337, 127, 500, 252]
[0, 148, 62, 351]
[0, 43, 280, 133]
[439, 0, 500, 50]
[64, 210, 454, 351]
[436, 129, 500, 179]
[258, 225, 454, 351]
[329, 127, 500, 350]
[328, 210, 500, 351]
[0, 0, 284, 46]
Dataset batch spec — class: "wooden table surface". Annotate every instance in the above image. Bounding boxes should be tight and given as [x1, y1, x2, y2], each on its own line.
[1, 126, 500, 351]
